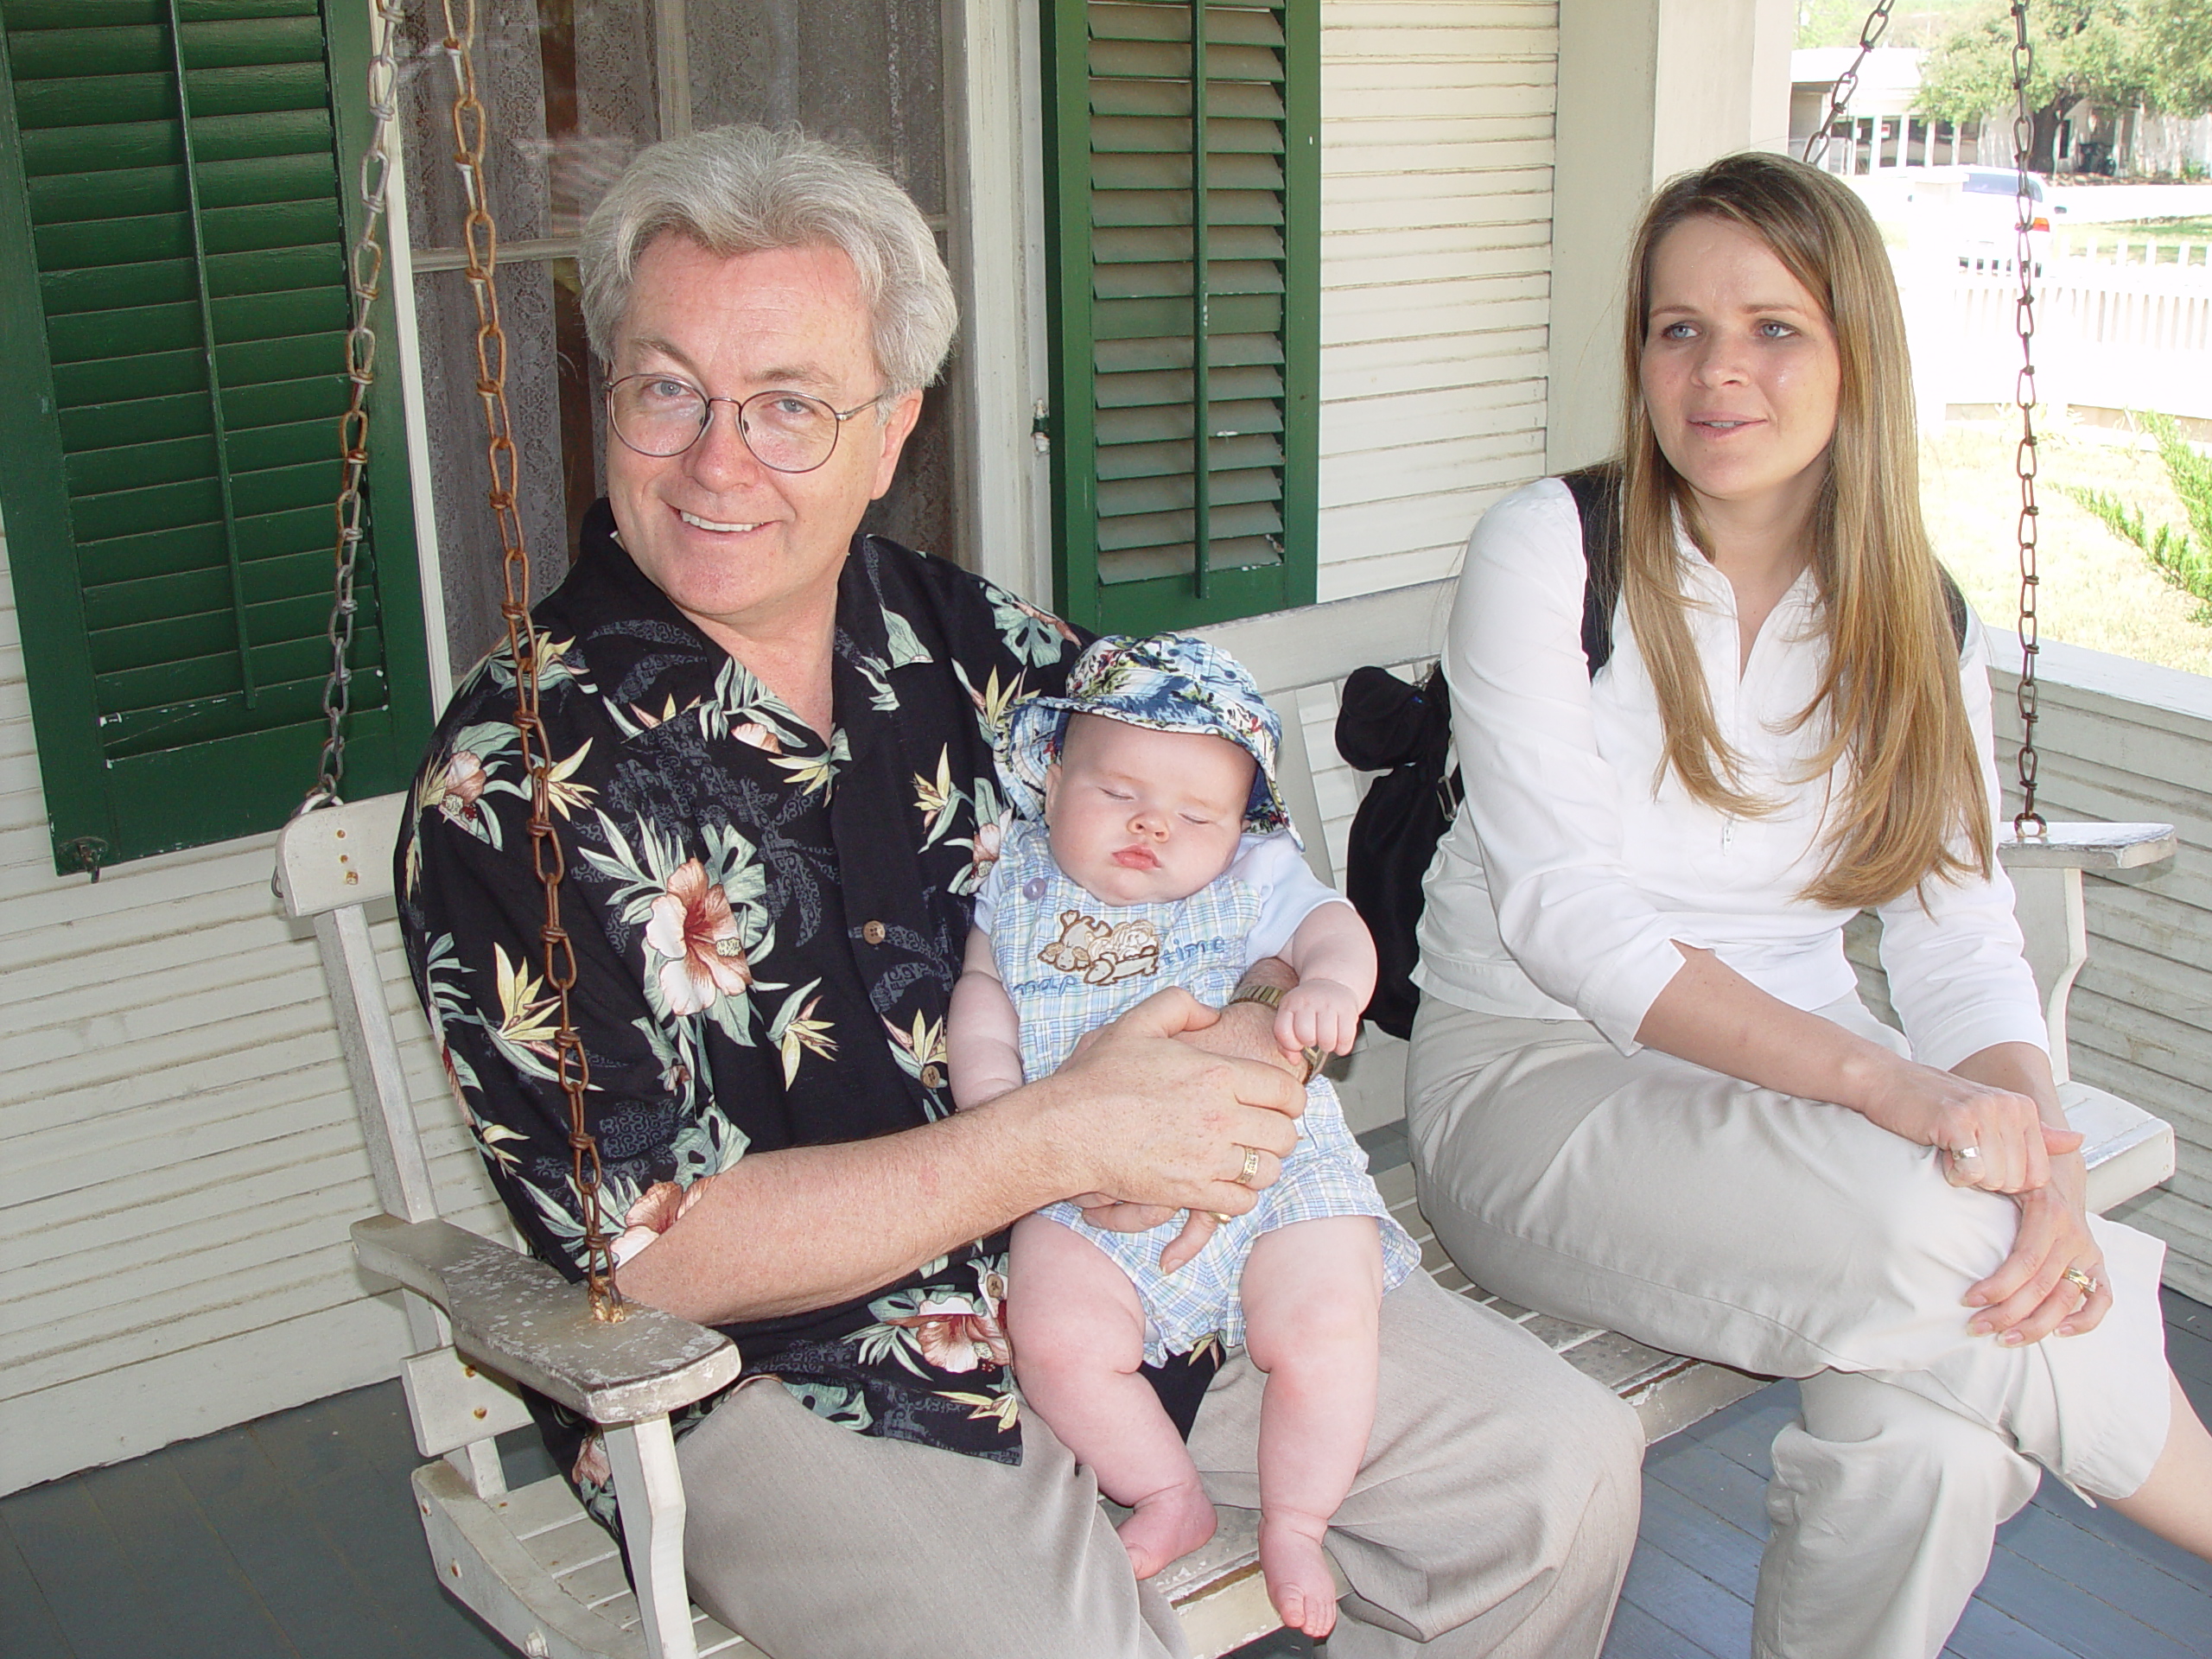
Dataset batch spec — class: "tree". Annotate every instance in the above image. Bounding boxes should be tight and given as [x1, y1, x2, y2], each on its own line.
[1915, 1, 2203, 172]
[1797, 1, 1983, 52]
[2141, 0, 2212, 113]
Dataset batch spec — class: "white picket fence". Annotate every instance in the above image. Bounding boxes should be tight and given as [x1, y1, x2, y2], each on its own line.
[2055, 230, 2212, 280]
[1903, 253, 2212, 422]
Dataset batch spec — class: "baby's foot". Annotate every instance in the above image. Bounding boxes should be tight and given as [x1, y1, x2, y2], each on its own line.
[1116, 1481, 1217, 1580]
[1259, 1511, 1338, 1637]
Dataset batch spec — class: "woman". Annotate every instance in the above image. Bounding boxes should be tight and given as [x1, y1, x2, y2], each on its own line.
[1405, 152, 2212, 1659]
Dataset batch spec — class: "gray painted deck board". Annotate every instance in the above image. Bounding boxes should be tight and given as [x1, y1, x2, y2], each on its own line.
[1600, 1361, 2212, 1659]
[3, 1302, 2204, 1659]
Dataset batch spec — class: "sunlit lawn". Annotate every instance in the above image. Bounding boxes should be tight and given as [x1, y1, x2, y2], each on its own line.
[1919, 417, 2212, 677]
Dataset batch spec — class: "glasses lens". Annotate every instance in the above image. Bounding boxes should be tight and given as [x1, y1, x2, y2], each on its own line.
[610, 377, 709, 456]
[741, 391, 839, 473]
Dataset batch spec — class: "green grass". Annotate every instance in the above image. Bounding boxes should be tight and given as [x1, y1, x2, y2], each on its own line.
[1920, 419, 2212, 677]
[2062, 217, 2212, 241]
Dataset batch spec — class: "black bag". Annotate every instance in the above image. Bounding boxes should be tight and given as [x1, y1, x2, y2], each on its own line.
[1335, 460, 1967, 1040]
[1334, 463, 1622, 1039]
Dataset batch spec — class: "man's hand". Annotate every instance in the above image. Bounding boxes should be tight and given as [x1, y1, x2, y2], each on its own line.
[1037, 986, 1305, 1218]
[1173, 957, 1309, 1077]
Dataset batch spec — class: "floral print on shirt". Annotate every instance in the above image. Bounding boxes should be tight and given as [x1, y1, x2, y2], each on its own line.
[397, 502, 1153, 1539]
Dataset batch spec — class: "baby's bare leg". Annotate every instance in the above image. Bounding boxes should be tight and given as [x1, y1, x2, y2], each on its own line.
[1239, 1216, 1386, 1639]
[1007, 1213, 1217, 1580]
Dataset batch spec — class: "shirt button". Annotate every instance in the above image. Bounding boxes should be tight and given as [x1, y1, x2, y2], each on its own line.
[861, 920, 887, 944]
[920, 1064, 944, 1090]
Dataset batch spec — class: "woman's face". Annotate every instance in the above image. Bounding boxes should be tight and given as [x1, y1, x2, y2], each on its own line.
[1639, 215, 1841, 528]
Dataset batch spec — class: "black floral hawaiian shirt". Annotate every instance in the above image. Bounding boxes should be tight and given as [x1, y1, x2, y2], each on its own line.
[397, 501, 1130, 1533]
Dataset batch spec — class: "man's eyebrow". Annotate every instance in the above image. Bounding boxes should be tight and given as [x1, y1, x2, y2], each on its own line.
[754, 364, 837, 392]
[625, 334, 702, 372]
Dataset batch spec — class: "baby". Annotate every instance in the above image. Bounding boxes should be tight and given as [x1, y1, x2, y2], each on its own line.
[947, 633, 1418, 1638]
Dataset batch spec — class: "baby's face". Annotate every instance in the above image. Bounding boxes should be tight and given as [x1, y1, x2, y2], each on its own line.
[1044, 715, 1255, 906]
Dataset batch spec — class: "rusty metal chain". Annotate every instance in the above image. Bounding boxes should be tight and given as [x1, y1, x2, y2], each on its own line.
[2009, 0, 2044, 836]
[1802, 0, 1895, 168]
[302, 0, 406, 815]
[438, 0, 622, 1318]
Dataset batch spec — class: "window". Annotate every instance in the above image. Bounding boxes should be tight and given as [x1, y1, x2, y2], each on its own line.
[1041, 0, 1319, 633]
[0, 0, 432, 874]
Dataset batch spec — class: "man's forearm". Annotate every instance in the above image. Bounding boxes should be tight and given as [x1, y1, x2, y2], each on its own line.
[617, 989, 1309, 1325]
[616, 1080, 1077, 1325]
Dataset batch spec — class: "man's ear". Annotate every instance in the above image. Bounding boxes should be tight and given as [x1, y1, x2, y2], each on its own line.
[868, 389, 926, 501]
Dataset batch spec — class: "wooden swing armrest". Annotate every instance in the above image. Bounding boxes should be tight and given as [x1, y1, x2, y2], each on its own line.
[353, 1214, 743, 1426]
[1997, 821, 2177, 870]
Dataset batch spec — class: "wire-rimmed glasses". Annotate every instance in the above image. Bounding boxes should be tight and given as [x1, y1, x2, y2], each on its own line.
[605, 374, 886, 474]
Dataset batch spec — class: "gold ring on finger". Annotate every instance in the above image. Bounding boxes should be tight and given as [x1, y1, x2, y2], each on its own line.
[1236, 1145, 1262, 1187]
[2062, 1266, 2099, 1297]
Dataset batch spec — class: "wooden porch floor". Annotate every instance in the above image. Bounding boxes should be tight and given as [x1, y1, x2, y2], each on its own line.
[4, 1249, 2207, 1658]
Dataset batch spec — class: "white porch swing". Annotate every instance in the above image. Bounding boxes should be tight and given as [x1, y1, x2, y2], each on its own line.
[272, 3, 2177, 1656]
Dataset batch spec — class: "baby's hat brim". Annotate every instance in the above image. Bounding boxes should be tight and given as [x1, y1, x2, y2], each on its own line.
[1001, 632, 1296, 841]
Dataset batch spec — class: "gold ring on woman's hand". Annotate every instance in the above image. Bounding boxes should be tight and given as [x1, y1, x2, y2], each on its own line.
[2062, 1266, 2099, 1297]
[1236, 1145, 1262, 1187]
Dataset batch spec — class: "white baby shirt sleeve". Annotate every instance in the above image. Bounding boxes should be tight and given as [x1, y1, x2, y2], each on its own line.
[1236, 832, 1355, 964]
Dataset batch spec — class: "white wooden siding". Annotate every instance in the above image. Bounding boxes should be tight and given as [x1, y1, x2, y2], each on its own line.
[1847, 636, 2212, 1302]
[1984, 639, 2212, 1304]
[0, 527, 503, 1495]
[1318, 0, 1557, 601]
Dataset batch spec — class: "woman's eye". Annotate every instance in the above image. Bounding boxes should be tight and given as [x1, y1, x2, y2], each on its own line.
[1657, 321, 1694, 340]
[1757, 321, 1796, 339]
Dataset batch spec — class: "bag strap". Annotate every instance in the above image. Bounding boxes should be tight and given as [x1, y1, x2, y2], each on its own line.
[1559, 461, 1968, 672]
[1560, 461, 1624, 679]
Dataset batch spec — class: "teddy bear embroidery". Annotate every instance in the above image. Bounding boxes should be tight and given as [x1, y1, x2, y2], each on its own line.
[1037, 909, 1163, 985]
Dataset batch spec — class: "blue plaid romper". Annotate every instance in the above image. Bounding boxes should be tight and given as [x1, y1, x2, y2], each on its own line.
[983, 820, 1418, 1363]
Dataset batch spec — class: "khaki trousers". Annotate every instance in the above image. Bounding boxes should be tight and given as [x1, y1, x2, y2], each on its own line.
[674, 1270, 1643, 1658]
[1406, 994, 2172, 1659]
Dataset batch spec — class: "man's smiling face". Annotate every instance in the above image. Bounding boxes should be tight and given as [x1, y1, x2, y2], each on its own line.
[602, 235, 922, 643]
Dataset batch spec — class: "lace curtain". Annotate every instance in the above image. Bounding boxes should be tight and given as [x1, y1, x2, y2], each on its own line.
[396, 0, 958, 682]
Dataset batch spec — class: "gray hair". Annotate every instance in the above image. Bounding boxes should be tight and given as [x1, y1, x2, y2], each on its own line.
[579, 125, 957, 395]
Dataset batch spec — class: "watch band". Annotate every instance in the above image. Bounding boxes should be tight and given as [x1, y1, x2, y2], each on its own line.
[1228, 982, 1327, 1084]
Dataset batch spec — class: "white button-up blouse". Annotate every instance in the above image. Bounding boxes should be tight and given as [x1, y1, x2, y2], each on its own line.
[1414, 477, 2048, 1070]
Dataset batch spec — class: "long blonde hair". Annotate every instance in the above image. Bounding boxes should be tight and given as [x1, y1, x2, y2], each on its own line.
[1616, 152, 1992, 911]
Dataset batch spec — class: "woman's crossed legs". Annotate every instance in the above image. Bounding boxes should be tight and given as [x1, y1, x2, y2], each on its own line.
[1406, 993, 2196, 1659]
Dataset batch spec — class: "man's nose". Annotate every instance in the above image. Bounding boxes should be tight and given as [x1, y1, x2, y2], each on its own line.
[687, 400, 766, 489]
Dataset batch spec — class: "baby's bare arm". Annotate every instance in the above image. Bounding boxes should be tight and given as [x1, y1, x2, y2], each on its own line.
[1276, 902, 1376, 1055]
[949, 926, 1027, 1109]
[1281, 900, 1376, 1003]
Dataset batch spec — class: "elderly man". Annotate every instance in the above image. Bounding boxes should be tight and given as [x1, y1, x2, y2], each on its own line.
[398, 124, 1640, 1657]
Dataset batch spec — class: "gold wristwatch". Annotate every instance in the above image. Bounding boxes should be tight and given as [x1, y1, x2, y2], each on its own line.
[1227, 982, 1328, 1084]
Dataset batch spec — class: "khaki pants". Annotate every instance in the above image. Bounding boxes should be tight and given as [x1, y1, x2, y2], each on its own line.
[674, 1270, 1643, 1658]
[1406, 994, 2172, 1659]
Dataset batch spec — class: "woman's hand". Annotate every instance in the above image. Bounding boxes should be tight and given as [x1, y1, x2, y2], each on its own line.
[1964, 1169, 2112, 1344]
[1855, 1056, 2081, 1194]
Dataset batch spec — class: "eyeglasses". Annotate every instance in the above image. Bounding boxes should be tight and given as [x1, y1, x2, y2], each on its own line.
[605, 374, 887, 474]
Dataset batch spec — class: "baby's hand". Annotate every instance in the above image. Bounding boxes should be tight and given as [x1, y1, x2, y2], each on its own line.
[1276, 977, 1363, 1058]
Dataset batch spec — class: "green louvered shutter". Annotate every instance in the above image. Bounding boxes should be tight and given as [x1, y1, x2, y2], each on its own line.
[0, 0, 431, 874]
[1043, 0, 1319, 633]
